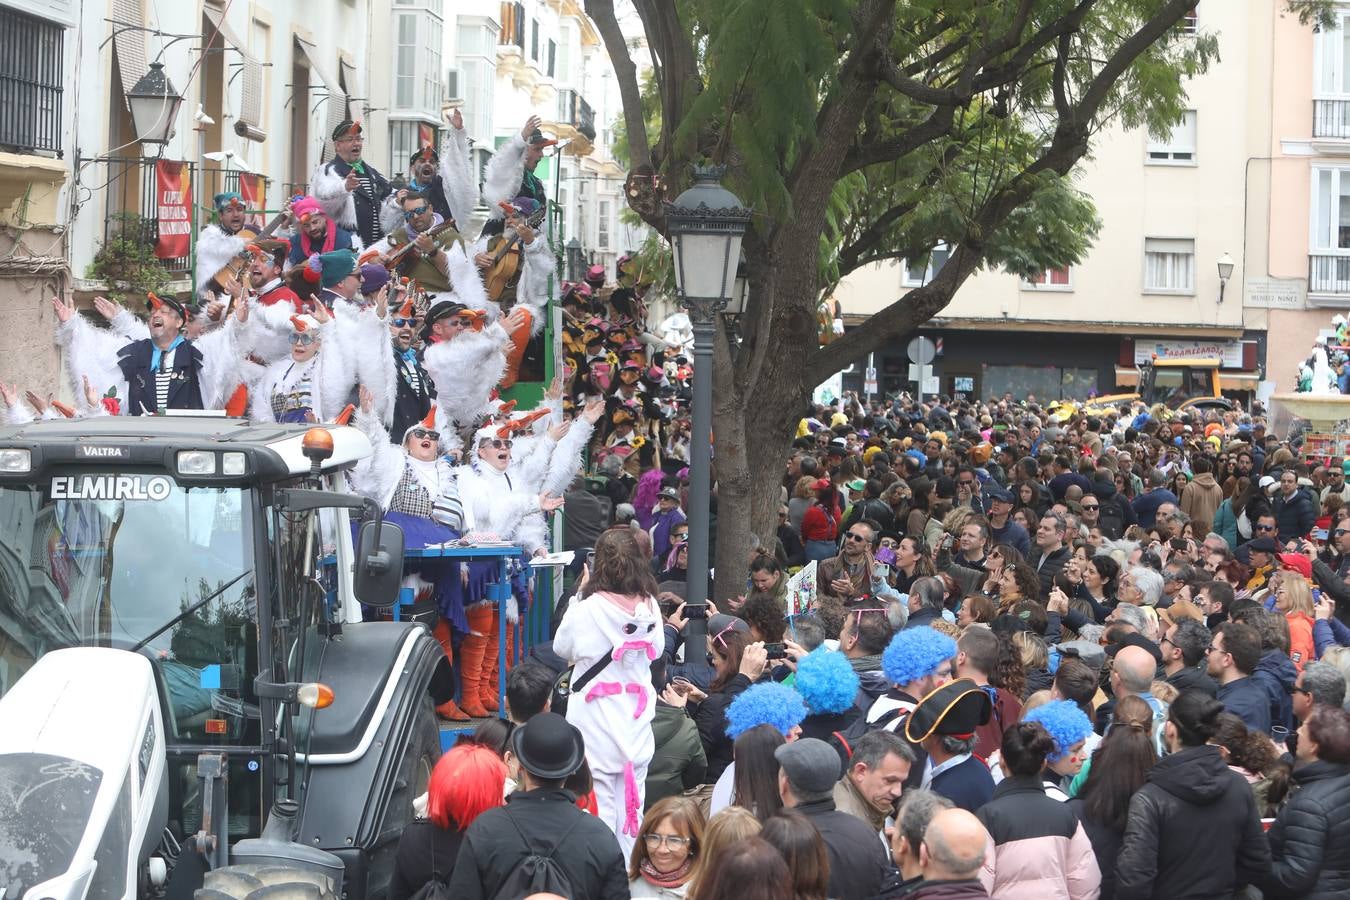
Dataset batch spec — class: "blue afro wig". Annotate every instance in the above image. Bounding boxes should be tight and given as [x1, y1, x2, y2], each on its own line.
[794, 649, 860, 715]
[725, 682, 808, 739]
[882, 627, 957, 687]
[1024, 700, 1094, 762]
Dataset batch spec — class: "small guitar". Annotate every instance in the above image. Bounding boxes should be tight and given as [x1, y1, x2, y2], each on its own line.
[484, 203, 548, 301]
[383, 220, 461, 275]
[212, 207, 292, 295]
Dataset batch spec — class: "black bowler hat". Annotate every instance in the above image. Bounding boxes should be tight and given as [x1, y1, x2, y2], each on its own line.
[509, 711, 586, 779]
[331, 119, 363, 142]
[904, 677, 992, 743]
[420, 300, 469, 341]
[1246, 536, 1278, 555]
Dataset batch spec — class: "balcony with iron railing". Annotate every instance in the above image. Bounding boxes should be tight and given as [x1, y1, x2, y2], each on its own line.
[1314, 99, 1350, 142]
[557, 88, 595, 141]
[1308, 252, 1350, 306]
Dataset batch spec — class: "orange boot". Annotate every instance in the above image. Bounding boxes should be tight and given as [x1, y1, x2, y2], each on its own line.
[498, 308, 533, 390]
[458, 605, 493, 718]
[480, 607, 501, 713]
[432, 620, 469, 722]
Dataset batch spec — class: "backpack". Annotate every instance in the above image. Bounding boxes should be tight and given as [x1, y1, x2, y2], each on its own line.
[491, 809, 580, 900]
[1097, 495, 1126, 540]
[828, 699, 915, 768]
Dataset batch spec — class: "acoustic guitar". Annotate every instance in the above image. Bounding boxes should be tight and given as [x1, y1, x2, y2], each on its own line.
[211, 208, 292, 295]
[484, 204, 548, 301]
[383, 220, 461, 275]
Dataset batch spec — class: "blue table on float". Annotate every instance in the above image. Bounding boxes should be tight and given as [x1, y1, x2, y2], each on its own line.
[401, 545, 556, 750]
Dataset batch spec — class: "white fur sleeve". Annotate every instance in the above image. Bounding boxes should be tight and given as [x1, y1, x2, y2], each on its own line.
[441, 125, 480, 226]
[516, 237, 552, 336]
[107, 308, 149, 342]
[349, 309, 396, 428]
[482, 134, 526, 215]
[309, 163, 357, 231]
[193, 316, 245, 409]
[349, 411, 403, 508]
[424, 328, 506, 434]
[194, 227, 245, 295]
[446, 242, 493, 318]
[542, 418, 595, 496]
[513, 435, 558, 491]
[312, 318, 352, 422]
[2, 399, 34, 425]
[378, 195, 403, 238]
[54, 316, 129, 412]
[244, 300, 297, 364]
[515, 511, 548, 558]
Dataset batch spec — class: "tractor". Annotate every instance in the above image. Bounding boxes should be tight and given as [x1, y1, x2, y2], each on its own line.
[0, 415, 453, 900]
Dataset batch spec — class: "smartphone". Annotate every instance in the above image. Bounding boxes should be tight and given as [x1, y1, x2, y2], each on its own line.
[670, 677, 693, 695]
[1170, 538, 1189, 552]
[764, 643, 788, 660]
[586, 551, 596, 569]
[1314, 528, 1329, 541]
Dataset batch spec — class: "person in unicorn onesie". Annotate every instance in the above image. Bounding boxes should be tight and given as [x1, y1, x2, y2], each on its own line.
[553, 526, 663, 857]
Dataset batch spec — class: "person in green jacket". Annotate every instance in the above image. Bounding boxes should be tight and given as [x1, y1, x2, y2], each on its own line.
[647, 661, 708, 810]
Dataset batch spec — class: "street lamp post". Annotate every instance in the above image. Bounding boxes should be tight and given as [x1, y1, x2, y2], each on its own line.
[665, 166, 751, 663]
[126, 61, 184, 149]
[1217, 252, 1235, 304]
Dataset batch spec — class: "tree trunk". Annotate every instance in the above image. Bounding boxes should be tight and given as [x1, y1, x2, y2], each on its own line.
[710, 252, 820, 602]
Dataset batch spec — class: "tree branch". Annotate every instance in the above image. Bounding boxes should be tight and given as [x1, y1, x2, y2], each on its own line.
[584, 0, 652, 172]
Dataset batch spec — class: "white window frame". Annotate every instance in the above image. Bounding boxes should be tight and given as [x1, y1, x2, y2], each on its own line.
[901, 243, 949, 288]
[1143, 237, 1196, 295]
[1146, 110, 1197, 165]
[1315, 10, 1350, 99]
[1021, 266, 1074, 291]
[1310, 165, 1350, 253]
[597, 199, 612, 250]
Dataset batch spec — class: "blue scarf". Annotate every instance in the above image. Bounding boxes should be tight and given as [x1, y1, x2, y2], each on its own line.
[400, 348, 418, 363]
[150, 335, 185, 371]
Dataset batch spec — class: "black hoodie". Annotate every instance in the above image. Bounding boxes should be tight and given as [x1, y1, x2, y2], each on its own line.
[1115, 745, 1270, 900]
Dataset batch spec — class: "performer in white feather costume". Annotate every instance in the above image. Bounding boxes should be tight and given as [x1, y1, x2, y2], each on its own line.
[348, 386, 476, 721]
[193, 192, 251, 300]
[376, 108, 480, 237]
[51, 292, 244, 416]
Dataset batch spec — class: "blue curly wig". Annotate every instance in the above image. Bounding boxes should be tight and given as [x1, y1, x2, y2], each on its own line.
[1024, 700, 1094, 762]
[882, 627, 957, 687]
[725, 682, 808, 739]
[794, 649, 860, 715]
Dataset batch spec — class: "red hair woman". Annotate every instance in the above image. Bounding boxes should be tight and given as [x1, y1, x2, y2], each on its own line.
[389, 742, 507, 899]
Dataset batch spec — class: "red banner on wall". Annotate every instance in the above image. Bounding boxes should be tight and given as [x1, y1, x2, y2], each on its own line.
[154, 160, 192, 260]
[238, 173, 264, 230]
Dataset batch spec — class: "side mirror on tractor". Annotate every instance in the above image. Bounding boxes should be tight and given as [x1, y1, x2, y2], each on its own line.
[354, 519, 405, 608]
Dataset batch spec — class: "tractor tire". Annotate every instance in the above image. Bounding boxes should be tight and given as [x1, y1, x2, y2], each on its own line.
[363, 692, 442, 899]
[196, 863, 337, 899]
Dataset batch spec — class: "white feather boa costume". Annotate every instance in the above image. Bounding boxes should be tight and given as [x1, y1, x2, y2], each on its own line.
[421, 245, 507, 445]
[308, 161, 358, 232]
[53, 309, 243, 413]
[194, 225, 247, 296]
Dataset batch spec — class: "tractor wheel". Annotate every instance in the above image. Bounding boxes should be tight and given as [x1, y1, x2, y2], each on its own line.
[364, 692, 442, 898]
[196, 863, 337, 899]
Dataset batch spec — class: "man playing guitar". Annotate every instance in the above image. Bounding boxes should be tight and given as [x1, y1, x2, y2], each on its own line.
[194, 192, 250, 301]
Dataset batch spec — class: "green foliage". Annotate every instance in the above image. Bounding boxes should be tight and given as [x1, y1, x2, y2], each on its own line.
[626, 229, 676, 300]
[84, 213, 173, 306]
[612, 72, 663, 169]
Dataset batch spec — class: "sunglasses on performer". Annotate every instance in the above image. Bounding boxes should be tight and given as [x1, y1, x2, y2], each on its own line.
[392, 317, 420, 328]
[410, 428, 440, 442]
[288, 333, 318, 346]
[403, 205, 430, 219]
